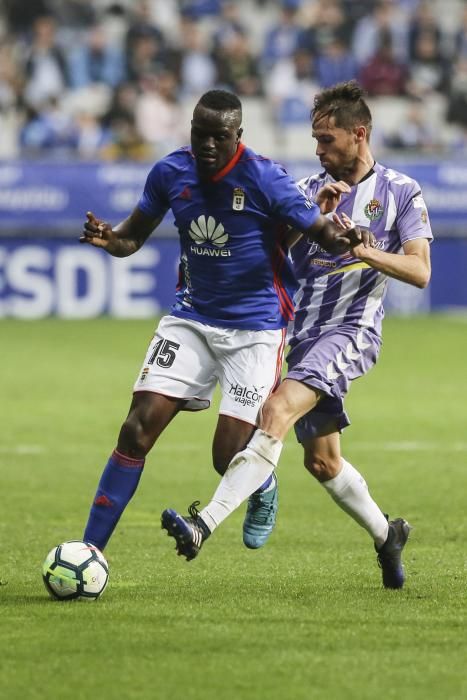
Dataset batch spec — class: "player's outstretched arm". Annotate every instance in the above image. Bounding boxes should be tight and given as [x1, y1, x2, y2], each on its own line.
[80, 208, 163, 257]
[332, 211, 430, 288]
[355, 237, 431, 288]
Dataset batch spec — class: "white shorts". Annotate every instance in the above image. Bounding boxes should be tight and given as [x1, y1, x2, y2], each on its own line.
[133, 315, 286, 425]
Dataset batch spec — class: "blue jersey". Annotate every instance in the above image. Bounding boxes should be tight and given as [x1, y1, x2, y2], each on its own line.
[138, 144, 320, 330]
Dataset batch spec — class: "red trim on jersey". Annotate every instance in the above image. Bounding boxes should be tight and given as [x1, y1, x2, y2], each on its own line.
[271, 226, 295, 322]
[211, 142, 246, 182]
[273, 251, 294, 320]
[242, 155, 269, 163]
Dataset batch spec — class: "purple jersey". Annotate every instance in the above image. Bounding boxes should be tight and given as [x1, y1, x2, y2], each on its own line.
[289, 162, 433, 347]
[138, 144, 320, 330]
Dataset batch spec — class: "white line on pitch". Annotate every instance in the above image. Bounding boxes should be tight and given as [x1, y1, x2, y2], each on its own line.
[2, 442, 466, 456]
[0, 445, 45, 455]
[339, 441, 466, 452]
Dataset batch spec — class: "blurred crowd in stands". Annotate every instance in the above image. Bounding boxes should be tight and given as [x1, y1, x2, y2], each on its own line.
[1, 0, 467, 160]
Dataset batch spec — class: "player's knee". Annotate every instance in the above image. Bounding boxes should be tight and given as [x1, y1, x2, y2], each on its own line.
[262, 393, 287, 419]
[260, 394, 289, 434]
[304, 453, 340, 482]
[118, 415, 151, 458]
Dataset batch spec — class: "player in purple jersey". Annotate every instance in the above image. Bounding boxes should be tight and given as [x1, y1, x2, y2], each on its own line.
[78, 89, 365, 553]
[163, 82, 432, 589]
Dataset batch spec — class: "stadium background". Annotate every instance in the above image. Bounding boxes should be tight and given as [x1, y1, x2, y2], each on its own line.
[2, 4, 467, 700]
[1, 0, 467, 317]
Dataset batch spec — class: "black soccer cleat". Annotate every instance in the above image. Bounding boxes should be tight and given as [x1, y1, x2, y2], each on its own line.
[161, 501, 210, 561]
[376, 517, 412, 589]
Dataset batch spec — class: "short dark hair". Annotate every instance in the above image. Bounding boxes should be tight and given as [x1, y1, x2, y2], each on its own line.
[198, 89, 242, 115]
[312, 81, 372, 138]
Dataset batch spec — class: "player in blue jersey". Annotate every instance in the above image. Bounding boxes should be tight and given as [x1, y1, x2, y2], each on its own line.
[163, 82, 432, 589]
[79, 89, 366, 553]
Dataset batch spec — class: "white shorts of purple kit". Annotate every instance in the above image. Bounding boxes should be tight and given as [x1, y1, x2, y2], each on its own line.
[286, 325, 381, 442]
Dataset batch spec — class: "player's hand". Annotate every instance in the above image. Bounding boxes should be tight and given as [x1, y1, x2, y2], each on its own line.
[316, 181, 351, 214]
[80, 212, 114, 249]
[332, 212, 375, 255]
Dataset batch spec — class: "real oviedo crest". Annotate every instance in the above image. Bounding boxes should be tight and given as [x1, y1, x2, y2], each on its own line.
[232, 187, 245, 211]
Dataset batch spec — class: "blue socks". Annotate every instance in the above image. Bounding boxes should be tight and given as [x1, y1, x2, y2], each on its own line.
[83, 449, 145, 551]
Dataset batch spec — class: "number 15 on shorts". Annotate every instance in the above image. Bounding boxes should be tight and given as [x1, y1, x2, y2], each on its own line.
[148, 338, 180, 368]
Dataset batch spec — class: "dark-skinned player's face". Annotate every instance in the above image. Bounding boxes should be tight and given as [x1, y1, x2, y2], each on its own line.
[312, 114, 362, 181]
[191, 105, 242, 179]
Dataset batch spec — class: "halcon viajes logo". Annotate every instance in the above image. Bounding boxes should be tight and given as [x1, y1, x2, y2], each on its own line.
[229, 383, 264, 407]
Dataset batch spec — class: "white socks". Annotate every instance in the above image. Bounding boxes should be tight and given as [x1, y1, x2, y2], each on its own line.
[200, 429, 282, 532]
[198, 439, 388, 547]
[322, 458, 389, 547]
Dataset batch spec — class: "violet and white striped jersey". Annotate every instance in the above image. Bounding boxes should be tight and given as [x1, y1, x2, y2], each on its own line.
[288, 162, 433, 348]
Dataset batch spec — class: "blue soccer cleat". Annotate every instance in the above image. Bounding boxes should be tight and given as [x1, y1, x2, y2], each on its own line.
[243, 473, 278, 549]
[161, 501, 210, 561]
[376, 517, 411, 589]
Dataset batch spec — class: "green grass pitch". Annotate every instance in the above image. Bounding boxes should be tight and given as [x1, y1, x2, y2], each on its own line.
[1, 316, 466, 700]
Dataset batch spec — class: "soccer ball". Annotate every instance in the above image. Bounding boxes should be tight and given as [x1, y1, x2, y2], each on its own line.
[42, 540, 109, 601]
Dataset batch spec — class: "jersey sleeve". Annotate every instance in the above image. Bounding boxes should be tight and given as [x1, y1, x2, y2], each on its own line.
[394, 179, 433, 244]
[297, 174, 322, 200]
[137, 160, 170, 219]
[262, 163, 321, 231]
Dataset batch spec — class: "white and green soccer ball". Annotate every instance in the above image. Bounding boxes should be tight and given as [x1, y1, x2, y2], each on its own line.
[42, 540, 109, 601]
